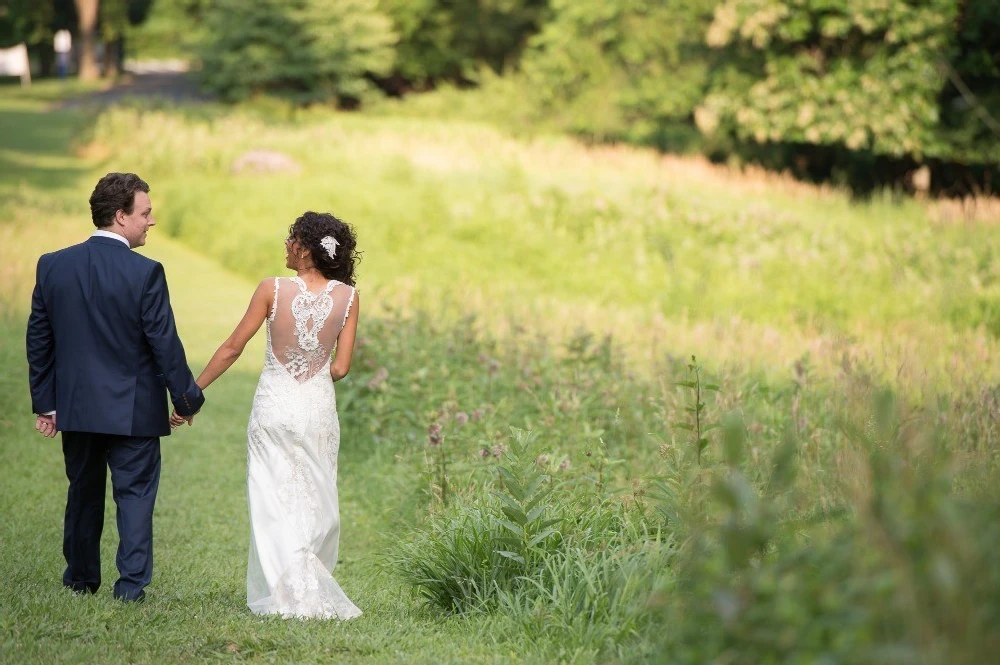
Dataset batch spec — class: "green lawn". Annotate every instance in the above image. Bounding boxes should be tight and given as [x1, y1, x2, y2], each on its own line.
[1, 86, 999, 665]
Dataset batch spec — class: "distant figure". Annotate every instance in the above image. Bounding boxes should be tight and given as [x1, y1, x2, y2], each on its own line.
[911, 165, 931, 199]
[54, 30, 72, 79]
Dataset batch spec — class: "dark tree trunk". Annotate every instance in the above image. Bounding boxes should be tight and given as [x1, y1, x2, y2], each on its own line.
[102, 38, 119, 78]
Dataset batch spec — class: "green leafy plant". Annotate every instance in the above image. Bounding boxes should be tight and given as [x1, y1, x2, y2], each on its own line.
[493, 428, 562, 569]
[673, 355, 721, 465]
[425, 420, 450, 505]
[583, 436, 625, 496]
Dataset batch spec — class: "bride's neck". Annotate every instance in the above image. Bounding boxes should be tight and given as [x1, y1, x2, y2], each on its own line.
[296, 266, 322, 279]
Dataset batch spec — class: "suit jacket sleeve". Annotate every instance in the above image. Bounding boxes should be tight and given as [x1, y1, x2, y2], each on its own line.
[26, 256, 56, 414]
[140, 262, 205, 417]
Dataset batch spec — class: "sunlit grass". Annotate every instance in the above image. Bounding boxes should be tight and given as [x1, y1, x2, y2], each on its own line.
[1, 91, 999, 664]
[68, 102, 1000, 390]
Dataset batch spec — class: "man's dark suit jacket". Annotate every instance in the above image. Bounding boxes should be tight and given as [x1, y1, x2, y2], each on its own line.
[27, 234, 204, 437]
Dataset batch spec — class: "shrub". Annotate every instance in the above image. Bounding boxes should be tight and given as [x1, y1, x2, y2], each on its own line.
[651, 392, 1000, 665]
[390, 428, 673, 651]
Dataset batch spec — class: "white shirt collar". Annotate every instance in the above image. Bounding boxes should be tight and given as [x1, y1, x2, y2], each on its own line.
[92, 229, 131, 248]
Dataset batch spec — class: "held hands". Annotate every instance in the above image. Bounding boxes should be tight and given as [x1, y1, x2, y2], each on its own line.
[170, 410, 196, 429]
[35, 413, 57, 438]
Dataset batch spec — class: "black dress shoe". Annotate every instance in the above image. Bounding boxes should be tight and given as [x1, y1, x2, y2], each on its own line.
[114, 590, 146, 603]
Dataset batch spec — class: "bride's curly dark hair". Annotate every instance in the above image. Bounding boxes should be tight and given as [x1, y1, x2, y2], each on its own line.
[289, 211, 361, 286]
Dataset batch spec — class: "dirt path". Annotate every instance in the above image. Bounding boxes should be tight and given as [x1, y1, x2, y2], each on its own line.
[56, 66, 213, 109]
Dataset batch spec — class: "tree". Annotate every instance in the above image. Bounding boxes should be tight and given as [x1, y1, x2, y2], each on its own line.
[934, 0, 1000, 169]
[697, 0, 961, 159]
[692, 0, 998, 192]
[0, 0, 76, 76]
[98, 0, 126, 76]
[520, 0, 718, 150]
[0, 1, 54, 48]
[377, 0, 460, 87]
[74, 0, 99, 80]
[449, 0, 548, 76]
[119, 0, 209, 61]
[197, 0, 397, 104]
[378, 0, 548, 90]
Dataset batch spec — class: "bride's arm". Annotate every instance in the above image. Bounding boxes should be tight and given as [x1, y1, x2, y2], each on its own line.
[331, 291, 359, 382]
[195, 279, 272, 390]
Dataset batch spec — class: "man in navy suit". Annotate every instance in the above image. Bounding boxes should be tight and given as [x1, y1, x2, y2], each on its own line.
[26, 172, 205, 602]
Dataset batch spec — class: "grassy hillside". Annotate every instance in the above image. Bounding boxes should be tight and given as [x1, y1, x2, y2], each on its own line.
[76, 101, 1000, 390]
[1, 85, 998, 664]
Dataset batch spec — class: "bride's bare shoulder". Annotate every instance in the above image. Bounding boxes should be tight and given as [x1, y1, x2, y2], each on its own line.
[249, 278, 281, 304]
[256, 277, 281, 290]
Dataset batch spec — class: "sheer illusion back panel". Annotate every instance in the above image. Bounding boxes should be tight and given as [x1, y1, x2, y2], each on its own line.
[269, 277, 355, 383]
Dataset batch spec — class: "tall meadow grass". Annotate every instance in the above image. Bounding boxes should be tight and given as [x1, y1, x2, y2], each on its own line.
[76, 102, 1000, 390]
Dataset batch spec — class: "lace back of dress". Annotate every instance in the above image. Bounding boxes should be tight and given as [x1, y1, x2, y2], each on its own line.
[269, 277, 355, 383]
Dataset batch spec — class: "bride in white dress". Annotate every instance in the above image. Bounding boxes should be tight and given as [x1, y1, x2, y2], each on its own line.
[172, 211, 362, 620]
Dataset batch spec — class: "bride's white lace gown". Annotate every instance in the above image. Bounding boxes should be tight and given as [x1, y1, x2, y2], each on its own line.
[245, 276, 361, 620]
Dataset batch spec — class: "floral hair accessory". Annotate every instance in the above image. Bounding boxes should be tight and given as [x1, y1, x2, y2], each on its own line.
[320, 235, 339, 258]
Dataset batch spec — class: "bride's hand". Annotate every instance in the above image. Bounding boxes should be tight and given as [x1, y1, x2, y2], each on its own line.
[169, 410, 190, 428]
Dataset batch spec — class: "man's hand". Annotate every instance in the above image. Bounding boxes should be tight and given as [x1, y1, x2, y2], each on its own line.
[35, 413, 57, 438]
[170, 410, 195, 429]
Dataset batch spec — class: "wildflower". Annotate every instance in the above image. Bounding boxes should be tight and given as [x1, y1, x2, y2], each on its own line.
[455, 412, 469, 426]
[491, 443, 506, 458]
[536, 454, 550, 467]
[427, 423, 443, 447]
[478, 448, 491, 458]
[471, 409, 484, 421]
[558, 459, 571, 472]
